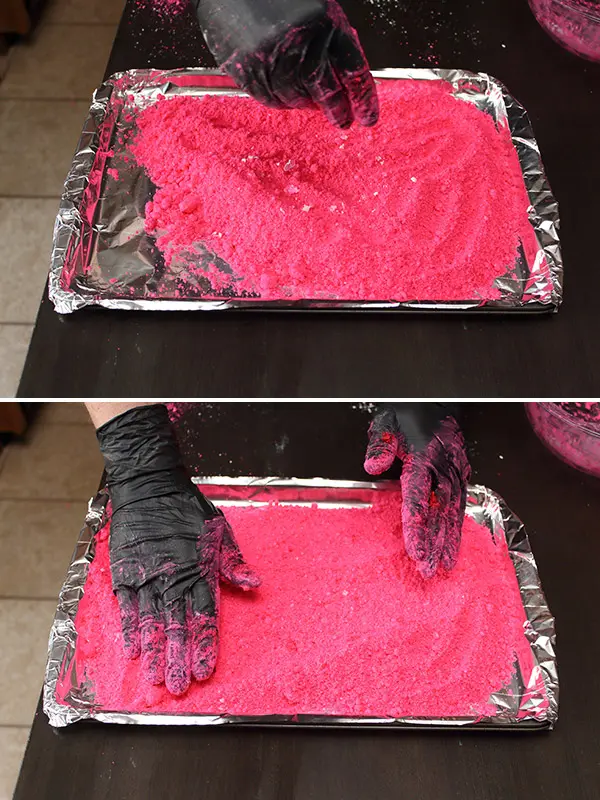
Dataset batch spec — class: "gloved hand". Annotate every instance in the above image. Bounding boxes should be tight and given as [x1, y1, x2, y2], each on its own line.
[194, 0, 379, 129]
[364, 404, 471, 579]
[96, 404, 260, 696]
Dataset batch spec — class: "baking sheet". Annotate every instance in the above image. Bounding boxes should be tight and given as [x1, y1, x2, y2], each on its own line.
[43, 478, 558, 729]
[48, 68, 562, 314]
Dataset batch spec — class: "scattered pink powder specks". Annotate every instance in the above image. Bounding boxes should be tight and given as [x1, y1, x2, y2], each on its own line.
[72, 492, 538, 719]
[165, 402, 194, 424]
[135, 0, 187, 17]
[129, 80, 539, 302]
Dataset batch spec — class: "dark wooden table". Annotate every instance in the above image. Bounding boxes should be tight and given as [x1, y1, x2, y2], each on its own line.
[17, 0, 600, 397]
[13, 403, 600, 799]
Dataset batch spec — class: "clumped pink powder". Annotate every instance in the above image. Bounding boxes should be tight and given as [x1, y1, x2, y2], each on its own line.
[128, 80, 540, 302]
[73, 493, 537, 719]
[165, 402, 194, 424]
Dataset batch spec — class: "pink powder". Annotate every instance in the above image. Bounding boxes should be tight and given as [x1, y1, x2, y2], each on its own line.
[527, 402, 600, 478]
[72, 493, 538, 719]
[135, 0, 187, 17]
[529, 0, 600, 62]
[129, 81, 540, 302]
[165, 402, 194, 424]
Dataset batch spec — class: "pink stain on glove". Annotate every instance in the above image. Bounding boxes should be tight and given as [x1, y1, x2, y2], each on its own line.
[72, 494, 538, 719]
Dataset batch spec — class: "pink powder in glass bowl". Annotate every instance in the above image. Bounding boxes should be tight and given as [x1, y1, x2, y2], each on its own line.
[128, 80, 541, 303]
[71, 493, 539, 720]
[527, 402, 600, 478]
[528, 0, 600, 62]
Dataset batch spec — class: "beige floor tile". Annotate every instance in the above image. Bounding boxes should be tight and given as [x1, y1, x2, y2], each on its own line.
[0, 325, 32, 397]
[0, 99, 89, 196]
[46, 0, 126, 24]
[0, 422, 103, 500]
[0, 199, 58, 323]
[0, 728, 30, 800]
[0, 599, 55, 725]
[37, 402, 91, 425]
[0, 499, 86, 598]
[0, 24, 116, 100]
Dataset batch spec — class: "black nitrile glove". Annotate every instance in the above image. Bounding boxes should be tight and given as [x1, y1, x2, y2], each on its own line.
[193, 0, 379, 129]
[97, 404, 260, 696]
[364, 403, 471, 579]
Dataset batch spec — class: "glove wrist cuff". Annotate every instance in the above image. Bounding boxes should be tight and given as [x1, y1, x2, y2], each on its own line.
[97, 403, 186, 488]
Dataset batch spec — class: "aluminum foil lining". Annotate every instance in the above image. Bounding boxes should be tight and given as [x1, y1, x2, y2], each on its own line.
[43, 478, 558, 729]
[48, 68, 563, 314]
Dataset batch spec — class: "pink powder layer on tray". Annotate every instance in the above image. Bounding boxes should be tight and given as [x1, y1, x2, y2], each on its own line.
[73, 493, 537, 719]
[129, 80, 539, 302]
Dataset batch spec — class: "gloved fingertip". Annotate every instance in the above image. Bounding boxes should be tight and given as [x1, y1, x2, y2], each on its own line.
[123, 635, 141, 660]
[441, 548, 459, 572]
[166, 669, 191, 697]
[221, 561, 261, 589]
[321, 104, 353, 130]
[143, 651, 165, 686]
[140, 618, 165, 684]
[360, 109, 379, 127]
[415, 557, 437, 580]
[192, 654, 217, 682]
[405, 538, 428, 563]
[441, 532, 461, 572]
[234, 565, 262, 590]
[404, 517, 432, 569]
[363, 452, 394, 475]
[191, 623, 218, 682]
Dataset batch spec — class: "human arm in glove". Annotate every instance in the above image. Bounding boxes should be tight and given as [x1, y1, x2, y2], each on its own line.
[364, 403, 471, 579]
[192, 0, 379, 129]
[93, 403, 260, 696]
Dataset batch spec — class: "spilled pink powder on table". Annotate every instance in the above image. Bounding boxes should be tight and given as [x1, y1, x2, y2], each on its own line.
[72, 493, 537, 718]
[128, 80, 540, 302]
[135, 0, 187, 16]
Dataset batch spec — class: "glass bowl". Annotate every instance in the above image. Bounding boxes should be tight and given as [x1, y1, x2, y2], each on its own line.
[527, 402, 600, 478]
[528, 0, 600, 61]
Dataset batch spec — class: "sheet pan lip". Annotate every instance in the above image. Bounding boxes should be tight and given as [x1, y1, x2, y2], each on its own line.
[48, 67, 562, 314]
[43, 478, 558, 729]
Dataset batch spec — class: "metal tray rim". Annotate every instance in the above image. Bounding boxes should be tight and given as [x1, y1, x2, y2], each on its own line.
[47, 67, 563, 315]
[43, 477, 558, 730]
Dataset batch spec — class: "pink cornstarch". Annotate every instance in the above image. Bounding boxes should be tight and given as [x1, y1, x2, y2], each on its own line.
[73, 493, 537, 718]
[136, 0, 187, 16]
[129, 80, 540, 302]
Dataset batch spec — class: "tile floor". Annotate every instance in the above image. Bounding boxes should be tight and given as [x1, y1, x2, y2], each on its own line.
[0, 402, 103, 799]
[0, 0, 125, 396]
